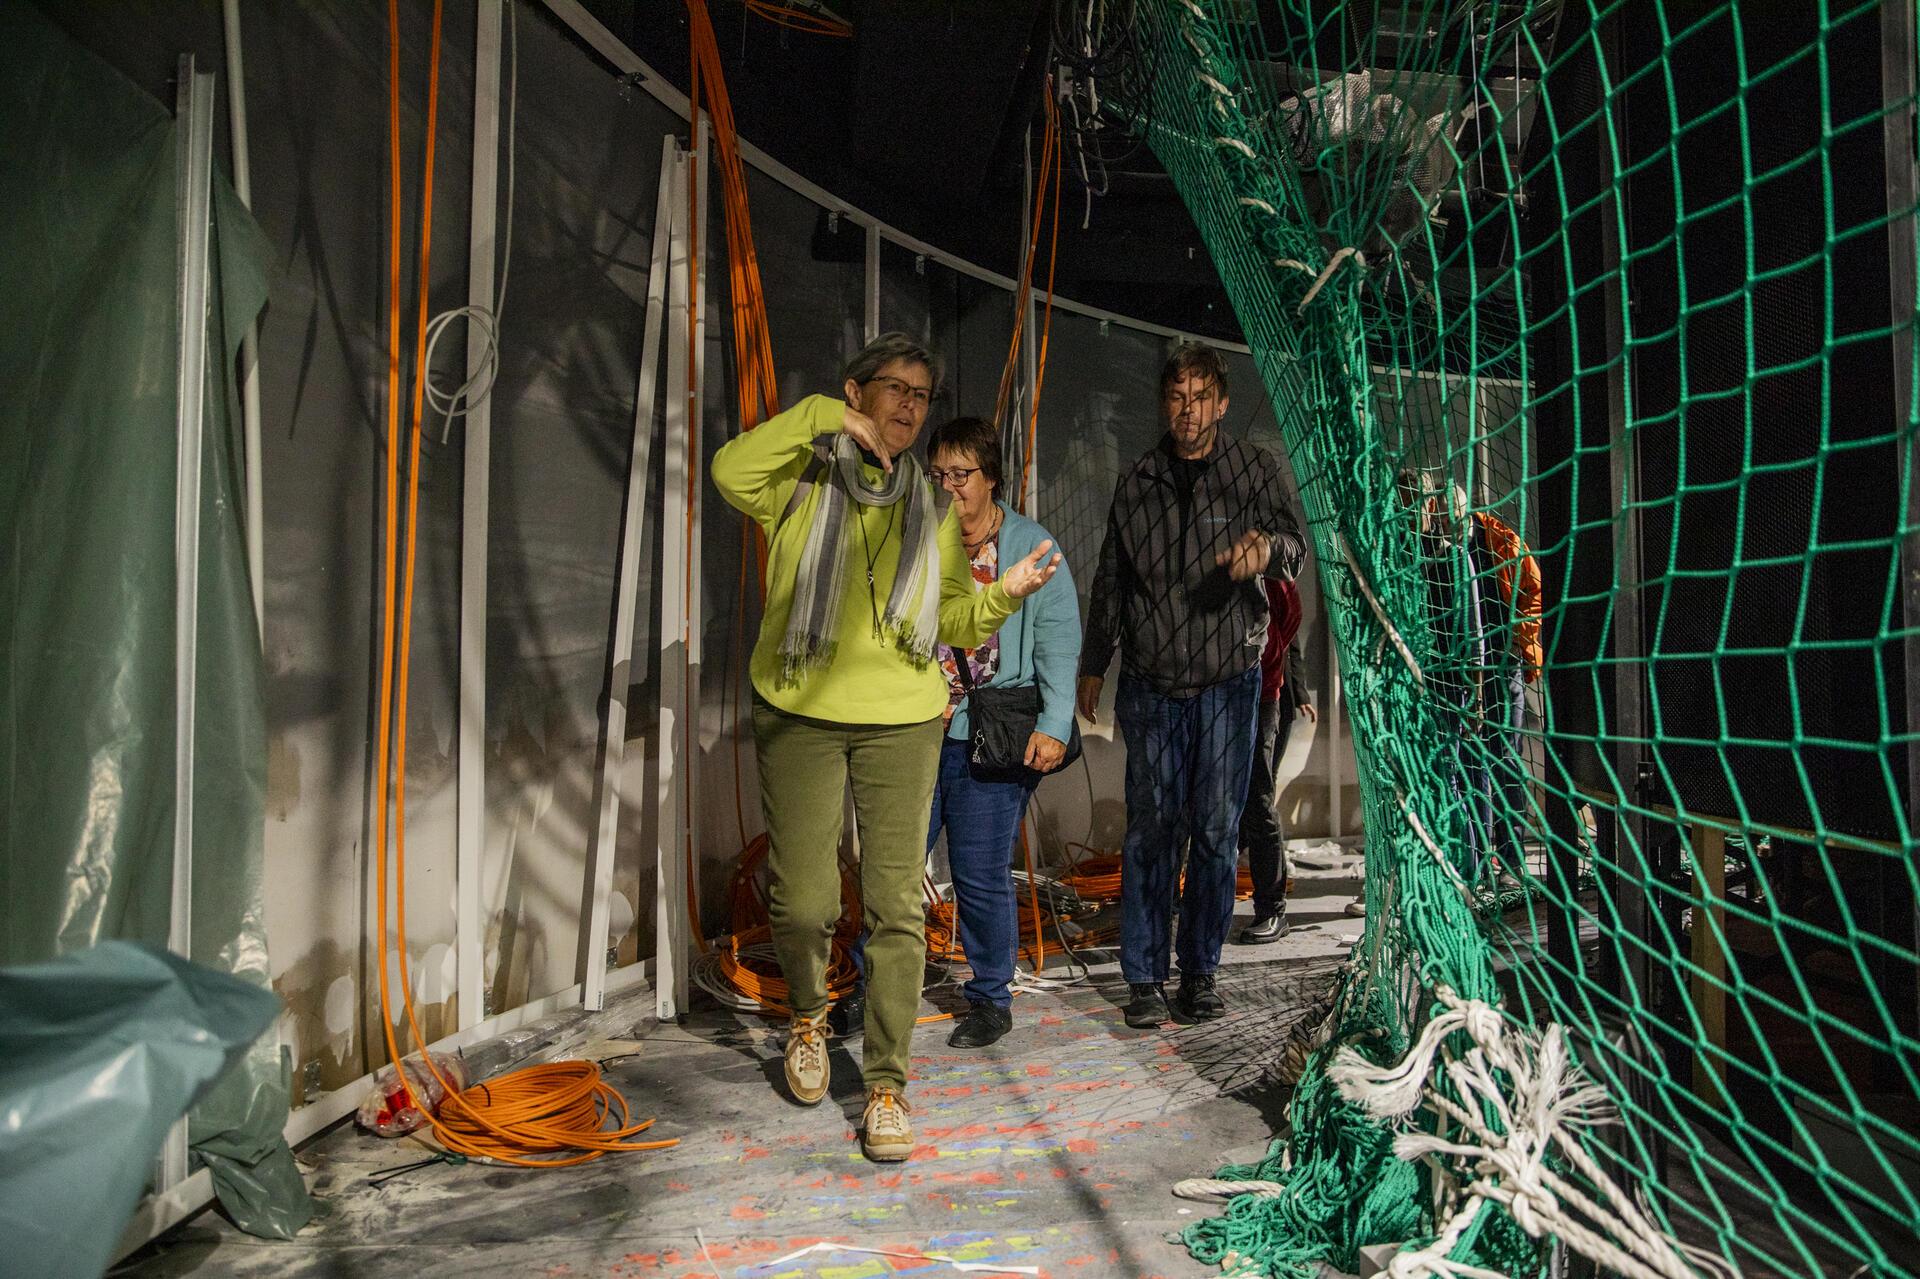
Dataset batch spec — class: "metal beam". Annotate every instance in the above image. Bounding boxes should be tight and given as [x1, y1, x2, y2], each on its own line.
[1598, 17, 1652, 1016]
[864, 221, 881, 342]
[1019, 123, 1040, 514]
[165, 49, 217, 1198]
[683, 116, 710, 1021]
[1883, 0, 1919, 1041]
[655, 141, 697, 1021]
[456, 0, 504, 1033]
[1327, 600, 1343, 838]
[585, 134, 674, 1012]
[220, 0, 264, 644]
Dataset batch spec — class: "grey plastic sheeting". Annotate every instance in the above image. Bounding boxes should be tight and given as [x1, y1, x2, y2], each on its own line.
[0, 943, 281, 1279]
[0, 5, 312, 1238]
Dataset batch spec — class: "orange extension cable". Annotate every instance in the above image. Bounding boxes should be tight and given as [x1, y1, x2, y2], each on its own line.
[745, 1, 853, 38]
[371, 0, 674, 1166]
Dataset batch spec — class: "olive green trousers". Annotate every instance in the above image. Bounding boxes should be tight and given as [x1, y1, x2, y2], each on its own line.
[752, 700, 943, 1091]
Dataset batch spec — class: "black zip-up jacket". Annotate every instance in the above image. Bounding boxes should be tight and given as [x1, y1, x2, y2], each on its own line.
[1080, 430, 1307, 697]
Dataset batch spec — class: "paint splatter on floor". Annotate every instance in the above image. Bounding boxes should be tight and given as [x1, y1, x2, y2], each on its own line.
[117, 899, 1356, 1278]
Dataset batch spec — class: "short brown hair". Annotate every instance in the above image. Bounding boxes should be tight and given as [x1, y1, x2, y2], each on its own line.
[926, 416, 1004, 495]
[843, 331, 944, 393]
[1160, 340, 1230, 399]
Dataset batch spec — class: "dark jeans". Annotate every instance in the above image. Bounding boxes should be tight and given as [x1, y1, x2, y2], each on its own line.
[1241, 697, 1296, 918]
[926, 737, 1037, 1008]
[1116, 667, 1261, 984]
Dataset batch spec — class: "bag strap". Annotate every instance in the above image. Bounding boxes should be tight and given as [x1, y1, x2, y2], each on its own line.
[946, 644, 975, 692]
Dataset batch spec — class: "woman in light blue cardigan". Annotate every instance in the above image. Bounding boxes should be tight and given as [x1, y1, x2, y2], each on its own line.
[831, 418, 1082, 1047]
[923, 417, 1081, 1049]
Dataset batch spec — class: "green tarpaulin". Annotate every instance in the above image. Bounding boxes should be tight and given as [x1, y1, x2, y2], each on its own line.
[0, 3, 313, 1245]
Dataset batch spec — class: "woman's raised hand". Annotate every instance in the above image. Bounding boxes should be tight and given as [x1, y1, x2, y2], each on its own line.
[1000, 539, 1063, 599]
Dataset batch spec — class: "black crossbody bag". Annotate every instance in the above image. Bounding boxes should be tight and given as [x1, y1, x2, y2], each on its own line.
[947, 646, 1082, 775]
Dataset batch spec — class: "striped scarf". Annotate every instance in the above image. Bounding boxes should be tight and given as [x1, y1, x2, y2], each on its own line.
[778, 433, 941, 684]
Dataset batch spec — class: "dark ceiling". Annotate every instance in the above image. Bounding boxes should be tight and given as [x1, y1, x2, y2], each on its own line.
[575, 0, 1244, 340]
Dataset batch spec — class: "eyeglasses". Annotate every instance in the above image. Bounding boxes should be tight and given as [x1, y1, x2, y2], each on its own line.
[927, 465, 981, 488]
[864, 375, 934, 409]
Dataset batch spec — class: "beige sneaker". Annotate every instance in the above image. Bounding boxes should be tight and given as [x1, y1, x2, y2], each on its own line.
[1343, 899, 1367, 917]
[861, 1085, 913, 1162]
[784, 1011, 831, 1106]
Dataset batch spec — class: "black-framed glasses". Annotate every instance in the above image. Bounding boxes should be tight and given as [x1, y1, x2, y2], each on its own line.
[928, 465, 981, 488]
[863, 375, 934, 408]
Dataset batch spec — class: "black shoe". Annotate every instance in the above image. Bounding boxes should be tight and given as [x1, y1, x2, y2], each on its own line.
[947, 1001, 1013, 1048]
[1175, 971, 1225, 1021]
[828, 984, 865, 1038]
[1240, 908, 1290, 944]
[1123, 982, 1170, 1028]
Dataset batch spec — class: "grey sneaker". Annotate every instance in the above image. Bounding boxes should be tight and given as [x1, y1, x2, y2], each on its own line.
[861, 1085, 913, 1161]
[784, 1011, 831, 1106]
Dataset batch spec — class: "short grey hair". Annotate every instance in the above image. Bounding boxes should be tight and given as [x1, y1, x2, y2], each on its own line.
[842, 331, 943, 393]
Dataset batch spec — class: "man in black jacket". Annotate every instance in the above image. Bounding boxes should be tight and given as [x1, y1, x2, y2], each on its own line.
[1076, 342, 1306, 1026]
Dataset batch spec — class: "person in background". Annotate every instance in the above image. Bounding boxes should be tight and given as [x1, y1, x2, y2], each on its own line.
[1077, 341, 1307, 1027]
[1450, 483, 1543, 878]
[710, 333, 1061, 1162]
[1237, 576, 1317, 942]
[920, 416, 1081, 1049]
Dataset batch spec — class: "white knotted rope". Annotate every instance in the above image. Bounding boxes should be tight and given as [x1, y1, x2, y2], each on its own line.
[1328, 987, 1741, 1279]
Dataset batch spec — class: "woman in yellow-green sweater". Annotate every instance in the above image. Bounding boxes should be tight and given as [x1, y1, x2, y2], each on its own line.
[710, 333, 1061, 1162]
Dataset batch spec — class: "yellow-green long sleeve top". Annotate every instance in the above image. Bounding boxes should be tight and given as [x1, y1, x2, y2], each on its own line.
[711, 394, 1019, 724]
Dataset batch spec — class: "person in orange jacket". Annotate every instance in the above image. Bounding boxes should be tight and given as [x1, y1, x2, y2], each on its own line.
[1449, 484, 1543, 875]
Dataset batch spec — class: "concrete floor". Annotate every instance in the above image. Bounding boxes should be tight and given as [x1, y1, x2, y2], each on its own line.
[117, 860, 1365, 1279]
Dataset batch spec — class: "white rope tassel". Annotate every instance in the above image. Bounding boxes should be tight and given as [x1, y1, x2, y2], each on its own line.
[1330, 988, 1740, 1279]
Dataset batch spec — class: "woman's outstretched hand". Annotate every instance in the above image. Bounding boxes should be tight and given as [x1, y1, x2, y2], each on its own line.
[1000, 538, 1063, 599]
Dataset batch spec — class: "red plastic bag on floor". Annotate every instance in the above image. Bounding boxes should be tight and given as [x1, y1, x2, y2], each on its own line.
[354, 1051, 467, 1137]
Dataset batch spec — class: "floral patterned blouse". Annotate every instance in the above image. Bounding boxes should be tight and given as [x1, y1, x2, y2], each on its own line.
[939, 536, 1000, 723]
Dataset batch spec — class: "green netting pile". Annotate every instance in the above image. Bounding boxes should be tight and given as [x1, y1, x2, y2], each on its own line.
[1118, 2, 1920, 1276]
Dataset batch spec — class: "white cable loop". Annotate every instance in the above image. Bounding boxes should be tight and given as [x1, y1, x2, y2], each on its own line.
[1239, 196, 1276, 215]
[429, 0, 518, 442]
[1213, 135, 1257, 159]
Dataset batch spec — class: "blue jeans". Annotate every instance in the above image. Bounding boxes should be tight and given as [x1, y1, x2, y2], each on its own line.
[927, 737, 1036, 1008]
[1116, 668, 1261, 984]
